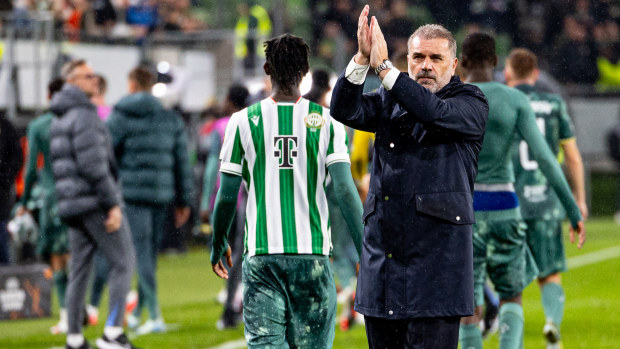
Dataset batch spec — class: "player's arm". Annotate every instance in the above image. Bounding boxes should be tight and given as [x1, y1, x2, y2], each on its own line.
[210, 172, 242, 279]
[557, 98, 588, 219]
[19, 124, 40, 209]
[517, 101, 585, 247]
[561, 138, 588, 220]
[327, 162, 363, 258]
[200, 132, 222, 220]
[211, 114, 245, 278]
[326, 119, 363, 258]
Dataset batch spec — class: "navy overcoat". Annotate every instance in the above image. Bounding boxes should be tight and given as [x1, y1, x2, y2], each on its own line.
[330, 73, 488, 319]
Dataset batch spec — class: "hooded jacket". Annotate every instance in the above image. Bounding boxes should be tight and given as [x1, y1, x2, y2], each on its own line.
[49, 84, 122, 220]
[106, 92, 192, 207]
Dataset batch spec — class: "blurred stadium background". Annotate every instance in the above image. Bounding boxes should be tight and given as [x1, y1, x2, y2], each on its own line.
[0, 0, 619, 347]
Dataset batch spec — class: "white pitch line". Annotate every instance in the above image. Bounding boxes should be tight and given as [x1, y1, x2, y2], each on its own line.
[567, 246, 620, 269]
[206, 338, 247, 349]
[204, 246, 620, 349]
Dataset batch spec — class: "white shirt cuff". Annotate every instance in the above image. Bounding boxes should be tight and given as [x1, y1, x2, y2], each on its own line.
[345, 56, 370, 85]
[381, 68, 401, 91]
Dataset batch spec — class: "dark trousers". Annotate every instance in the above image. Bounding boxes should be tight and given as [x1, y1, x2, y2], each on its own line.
[65, 210, 135, 333]
[126, 203, 167, 320]
[365, 316, 460, 349]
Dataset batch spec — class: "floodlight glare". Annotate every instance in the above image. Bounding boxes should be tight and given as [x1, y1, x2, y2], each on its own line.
[157, 61, 171, 74]
[152, 83, 167, 98]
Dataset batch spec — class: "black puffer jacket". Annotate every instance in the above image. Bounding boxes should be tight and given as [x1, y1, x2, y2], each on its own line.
[49, 84, 122, 220]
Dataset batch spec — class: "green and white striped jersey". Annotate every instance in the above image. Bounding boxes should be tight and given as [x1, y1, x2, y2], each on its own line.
[219, 97, 350, 257]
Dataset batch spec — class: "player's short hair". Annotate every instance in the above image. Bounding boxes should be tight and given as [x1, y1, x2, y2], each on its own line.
[460, 32, 496, 70]
[263, 33, 310, 93]
[128, 66, 155, 90]
[60, 59, 87, 79]
[47, 78, 64, 98]
[227, 84, 250, 110]
[95, 74, 107, 95]
[408, 24, 457, 59]
[310, 69, 330, 92]
[507, 48, 538, 79]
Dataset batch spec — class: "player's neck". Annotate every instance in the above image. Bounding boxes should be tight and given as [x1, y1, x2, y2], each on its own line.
[464, 69, 494, 83]
[507, 79, 534, 88]
[270, 85, 301, 103]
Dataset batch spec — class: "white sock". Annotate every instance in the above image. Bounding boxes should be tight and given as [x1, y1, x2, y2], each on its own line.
[66, 333, 84, 347]
[59, 308, 67, 323]
[104, 326, 123, 339]
[86, 304, 98, 316]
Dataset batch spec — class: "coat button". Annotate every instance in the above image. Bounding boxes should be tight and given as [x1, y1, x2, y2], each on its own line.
[384, 196, 389, 201]
[387, 253, 392, 258]
[389, 142, 394, 148]
[388, 310, 393, 315]
[456, 216, 461, 221]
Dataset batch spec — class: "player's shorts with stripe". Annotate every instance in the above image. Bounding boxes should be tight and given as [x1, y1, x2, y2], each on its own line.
[242, 254, 336, 349]
[473, 209, 539, 305]
[525, 218, 566, 278]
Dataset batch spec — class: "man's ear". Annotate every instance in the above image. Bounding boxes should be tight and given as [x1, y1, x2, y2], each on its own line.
[263, 62, 270, 76]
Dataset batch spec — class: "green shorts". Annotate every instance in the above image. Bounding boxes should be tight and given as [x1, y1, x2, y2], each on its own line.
[473, 209, 539, 306]
[36, 194, 69, 258]
[242, 254, 337, 349]
[525, 218, 566, 278]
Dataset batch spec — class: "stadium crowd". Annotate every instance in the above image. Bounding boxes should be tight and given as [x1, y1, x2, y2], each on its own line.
[3, 1, 620, 89]
[310, 0, 620, 89]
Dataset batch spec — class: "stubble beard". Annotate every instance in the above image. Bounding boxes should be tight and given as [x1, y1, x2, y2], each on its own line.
[414, 72, 451, 94]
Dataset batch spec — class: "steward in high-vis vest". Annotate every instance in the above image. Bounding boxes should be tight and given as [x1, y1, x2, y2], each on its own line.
[235, 2, 271, 70]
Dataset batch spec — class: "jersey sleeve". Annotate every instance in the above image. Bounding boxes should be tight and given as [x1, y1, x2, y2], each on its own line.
[219, 113, 245, 176]
[326, 118, 350, 166]
[557, 98, 575, 141]
[21, 123, 40, 204]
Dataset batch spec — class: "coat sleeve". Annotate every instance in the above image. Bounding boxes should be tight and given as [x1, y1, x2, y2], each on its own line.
[172, 113, 193, 207]
[388, 73, 488, 139]
[105, 109, 126, 160]
[329, 72, 383, 133]
[72, 110, 120, 211]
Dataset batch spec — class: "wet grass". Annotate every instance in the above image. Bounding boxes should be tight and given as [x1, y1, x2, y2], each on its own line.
[0, 218, 618, 348]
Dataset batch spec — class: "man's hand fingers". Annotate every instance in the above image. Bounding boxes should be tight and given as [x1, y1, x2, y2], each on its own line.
[358, 5, 368, 27]
[225, 246, 233, 267]
[570, 221, 586, 249]
[105, 219, 120, 233]
[577, 221, 586, 249]
[212, 262, 229, 279]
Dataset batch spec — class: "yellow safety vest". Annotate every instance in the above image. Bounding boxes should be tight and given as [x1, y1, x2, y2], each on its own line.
[235, 5, 272, 58]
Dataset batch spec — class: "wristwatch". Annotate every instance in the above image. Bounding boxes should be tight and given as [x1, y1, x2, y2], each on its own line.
[375, 59, 393, 75]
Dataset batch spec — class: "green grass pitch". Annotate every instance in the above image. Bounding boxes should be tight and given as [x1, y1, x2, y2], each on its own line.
[1, 218, 618, 348]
